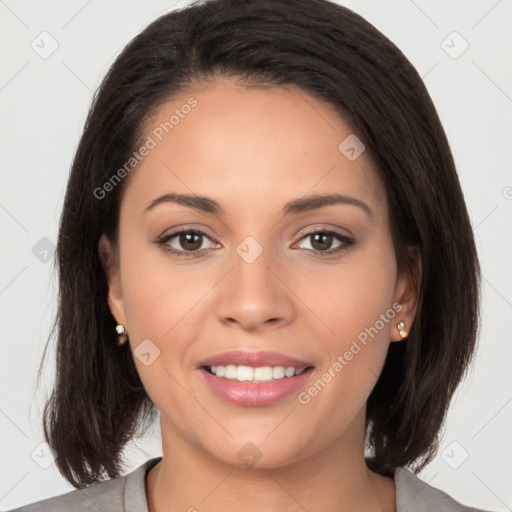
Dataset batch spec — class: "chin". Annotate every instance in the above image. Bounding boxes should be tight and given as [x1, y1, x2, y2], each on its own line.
[202, 435, 311, 471]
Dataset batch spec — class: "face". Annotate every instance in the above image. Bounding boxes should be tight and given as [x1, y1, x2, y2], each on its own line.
[101, 78, 419, 469]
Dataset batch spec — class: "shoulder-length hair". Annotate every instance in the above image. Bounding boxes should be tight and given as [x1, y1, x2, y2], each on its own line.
[38, 0, 480, 488]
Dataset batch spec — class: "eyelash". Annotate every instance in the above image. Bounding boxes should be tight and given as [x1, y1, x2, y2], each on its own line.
[155, 228, 356, 258]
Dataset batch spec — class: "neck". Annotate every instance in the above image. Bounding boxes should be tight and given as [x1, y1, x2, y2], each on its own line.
[146, 411, 395, 512]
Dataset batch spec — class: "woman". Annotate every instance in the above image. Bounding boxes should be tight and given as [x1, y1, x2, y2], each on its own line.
[9, 0, 490, 510]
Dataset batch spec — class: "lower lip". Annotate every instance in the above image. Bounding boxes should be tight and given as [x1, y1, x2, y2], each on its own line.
[199, 367, 314, 407]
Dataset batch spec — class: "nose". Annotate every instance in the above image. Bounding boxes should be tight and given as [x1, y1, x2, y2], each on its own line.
[215, 247, 296, 333]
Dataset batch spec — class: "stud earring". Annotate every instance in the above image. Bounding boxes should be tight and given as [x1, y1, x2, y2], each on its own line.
[397, 321, 408, 339]
[116, 324, 128, 346]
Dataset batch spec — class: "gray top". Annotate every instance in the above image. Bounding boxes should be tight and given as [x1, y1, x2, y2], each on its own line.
[8, 457, 491, 512]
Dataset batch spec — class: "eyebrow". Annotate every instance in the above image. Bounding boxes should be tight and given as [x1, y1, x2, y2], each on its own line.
[145, 193, 221, 214]
[282, 193, 372, 218]
[144, 192, 372, 218]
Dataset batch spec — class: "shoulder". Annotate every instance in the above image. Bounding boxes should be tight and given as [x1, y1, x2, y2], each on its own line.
[7, 476, 126, 512]
[6, 457, 162, 512]
[394, 466, 492, 512]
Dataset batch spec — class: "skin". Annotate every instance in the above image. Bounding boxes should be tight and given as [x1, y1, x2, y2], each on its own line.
[100, 77, 421, 512]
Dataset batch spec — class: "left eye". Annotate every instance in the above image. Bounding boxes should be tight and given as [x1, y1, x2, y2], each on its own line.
[295, 231, 350, 252]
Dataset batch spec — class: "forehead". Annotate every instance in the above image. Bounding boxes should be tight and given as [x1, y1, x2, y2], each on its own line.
[124, 78, 386, 219]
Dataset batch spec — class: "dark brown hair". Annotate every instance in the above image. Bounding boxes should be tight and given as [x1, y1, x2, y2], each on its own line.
[38, 0, 480, 488]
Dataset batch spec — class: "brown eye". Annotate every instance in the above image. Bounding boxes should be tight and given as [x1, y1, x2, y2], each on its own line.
[156, 229, 221, 257]
[179, 232, 203, 251]
[310, 232, 334, 251]
[299, 231, 341, 251]
[295, 230, 356, 255]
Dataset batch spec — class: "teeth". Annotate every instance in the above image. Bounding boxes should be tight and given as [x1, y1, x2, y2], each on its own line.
[284, 367, 295, 377]
[237, 365, 255, 381]
[207, 364, 306, 382]
[225, 364, 237, 379]
[272, 366, 285, 379]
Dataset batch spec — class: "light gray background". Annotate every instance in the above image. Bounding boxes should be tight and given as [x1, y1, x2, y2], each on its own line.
[1, 0, 511, 510]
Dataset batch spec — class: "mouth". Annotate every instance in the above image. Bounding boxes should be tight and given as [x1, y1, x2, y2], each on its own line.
[202, 364, 310, 382]
[197, 350, 315, 406]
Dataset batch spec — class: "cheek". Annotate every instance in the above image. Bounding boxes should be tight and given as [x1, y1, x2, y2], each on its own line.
[117, 229, 224, 396]
[291, 234, 398, 409]
[119, 230, 207, 339]
[292, 245, 398, 429]
[295, 241, 398, 347]
[117, 237, 208, 404]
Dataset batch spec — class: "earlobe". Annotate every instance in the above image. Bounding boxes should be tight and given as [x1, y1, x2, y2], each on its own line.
[392, 246, 422, 342]
[98, 234, 126, 326]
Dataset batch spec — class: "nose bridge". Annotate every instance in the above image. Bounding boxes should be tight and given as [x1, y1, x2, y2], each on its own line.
[215, 238, 295, 330]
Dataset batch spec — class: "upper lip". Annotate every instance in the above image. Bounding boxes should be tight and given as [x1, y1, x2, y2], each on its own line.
[198, 350, 313, 369]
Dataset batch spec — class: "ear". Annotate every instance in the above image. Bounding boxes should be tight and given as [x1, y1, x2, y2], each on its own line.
[391, 246, 422, 342]
[98, 234, 126, 326]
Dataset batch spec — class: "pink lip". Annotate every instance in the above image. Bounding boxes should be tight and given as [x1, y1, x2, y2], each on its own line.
[197, 350, 315, 407]
[198, 350, 313, 369]
[199, 366, 314, 407]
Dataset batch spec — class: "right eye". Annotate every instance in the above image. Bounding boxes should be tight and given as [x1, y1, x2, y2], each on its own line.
[156, 229, 221, 257]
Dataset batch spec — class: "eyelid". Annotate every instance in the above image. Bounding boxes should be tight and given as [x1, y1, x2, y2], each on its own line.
[157, 224, 219, 242]
[294, 224, 354, 239]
